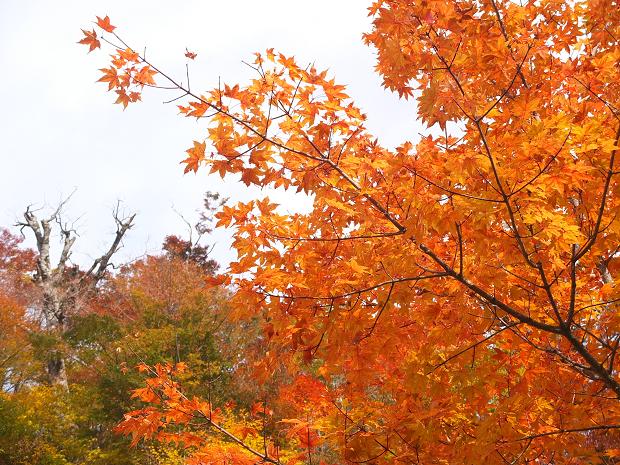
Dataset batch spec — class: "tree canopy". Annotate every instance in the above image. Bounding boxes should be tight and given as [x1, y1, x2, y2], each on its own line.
[80, 0, 620, 463]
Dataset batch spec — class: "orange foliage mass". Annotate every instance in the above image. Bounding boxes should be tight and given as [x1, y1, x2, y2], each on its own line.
[83, 1, 620, 463]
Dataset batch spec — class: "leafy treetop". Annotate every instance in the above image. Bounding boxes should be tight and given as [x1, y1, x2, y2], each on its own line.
[81, 1, 620, 463]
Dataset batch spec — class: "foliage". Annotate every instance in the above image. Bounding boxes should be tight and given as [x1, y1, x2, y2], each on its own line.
[81, 1, 620, 464]
[0, 229, 246, 465]
[0, 230, 38, 390]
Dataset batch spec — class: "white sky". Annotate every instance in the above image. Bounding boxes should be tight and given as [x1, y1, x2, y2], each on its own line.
[0, 0, 420, 269]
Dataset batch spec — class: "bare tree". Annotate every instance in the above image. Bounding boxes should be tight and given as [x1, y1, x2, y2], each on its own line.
[17, 200, 135, 388]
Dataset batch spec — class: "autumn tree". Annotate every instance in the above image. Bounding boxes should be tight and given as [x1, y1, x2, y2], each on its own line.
[17, 201, 134, 387]
[0, 229, 36, 391]
[0, 221, 244, 465]
[82, 2, 620, 463]
[61, 233, 258, 465]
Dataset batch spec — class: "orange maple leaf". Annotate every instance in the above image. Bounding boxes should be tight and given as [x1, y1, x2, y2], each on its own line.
[185, 48, 197, 60]
[182, 140, 206, 173]
[115, 89, 131, 109]
[97, 67, 119, 90]
[134, 65, 157, 86]
[96, 15, 116, 33]
[128, 91, 141, 103]
[118, 48, 140, 63]
[78, 29, 100, 52]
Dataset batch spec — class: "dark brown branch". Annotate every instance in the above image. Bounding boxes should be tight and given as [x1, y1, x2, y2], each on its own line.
[427, 322, 520, 374]
[489, 0, 529, 87]
[509, 129, 571, 197]
[263, 229, 403, 243]
[260, 274, 447, 301]
[359, 282, 395, 341]
[509, 424, 620, 442]
[406, 168, 503, 203]
[574, 123, 620, 261]
[477, 44, 532, 121]
[417, 242, 562, 334]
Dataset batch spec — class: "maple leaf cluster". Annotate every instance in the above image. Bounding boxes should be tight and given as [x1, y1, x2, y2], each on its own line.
[118, 362, 325, 464]
[82, 1, 620, 463]
[79, 16, 156, 108]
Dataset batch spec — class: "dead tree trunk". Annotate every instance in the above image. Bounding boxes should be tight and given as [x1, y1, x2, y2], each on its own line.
[17, 201, 135, 388]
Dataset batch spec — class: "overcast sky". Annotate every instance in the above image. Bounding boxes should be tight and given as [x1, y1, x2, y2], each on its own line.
[0, 0, 420, 269]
